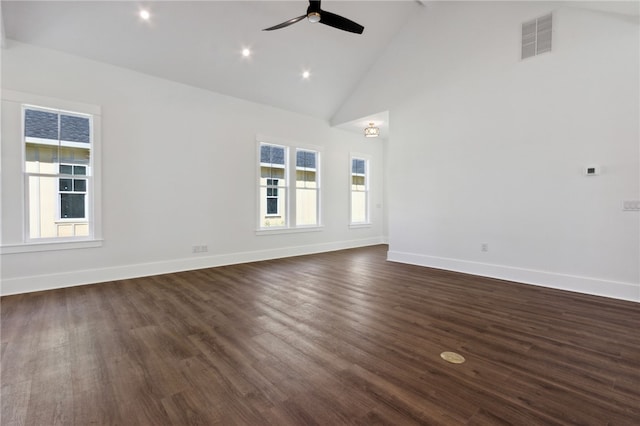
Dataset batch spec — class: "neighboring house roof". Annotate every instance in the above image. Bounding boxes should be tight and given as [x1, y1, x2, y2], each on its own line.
[25, 108, 90, 143]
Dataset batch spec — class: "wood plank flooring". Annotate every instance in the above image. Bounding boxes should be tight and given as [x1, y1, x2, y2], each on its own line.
[2, 245, 639, 425]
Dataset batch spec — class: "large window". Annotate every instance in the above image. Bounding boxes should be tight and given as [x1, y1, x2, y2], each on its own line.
[258, 141, 320, 230]
[350, 157, 369, 224]
[24, 105, 94, 240]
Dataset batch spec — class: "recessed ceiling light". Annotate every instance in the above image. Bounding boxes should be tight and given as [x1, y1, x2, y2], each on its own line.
[139, 9, 150, 21]
[302, 70, 310, 79]
[242, 48, 251, 58]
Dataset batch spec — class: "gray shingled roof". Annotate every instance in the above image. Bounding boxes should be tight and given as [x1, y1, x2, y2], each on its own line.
[352, 159, 365, 174]
[296, 150, 316, 169]
[25, 108, 90, 143]
[260, 144, 285, 165]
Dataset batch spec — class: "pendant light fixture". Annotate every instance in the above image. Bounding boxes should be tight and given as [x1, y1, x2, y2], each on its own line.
[364, 122, 379, 138]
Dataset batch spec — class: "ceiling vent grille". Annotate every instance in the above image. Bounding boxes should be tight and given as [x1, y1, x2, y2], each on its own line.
[522, 13, 552, 60]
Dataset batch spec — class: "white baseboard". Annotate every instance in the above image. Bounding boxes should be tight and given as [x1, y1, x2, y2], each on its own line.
[0, 237, 386, 296]
[387, 250, 639, 303]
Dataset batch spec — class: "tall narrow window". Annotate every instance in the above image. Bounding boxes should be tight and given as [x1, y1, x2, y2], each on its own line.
[350, 157, 369, 224]
[296, 149, 319, 226]
[24, 106, 93, 239]
[259, 143, 287, 228]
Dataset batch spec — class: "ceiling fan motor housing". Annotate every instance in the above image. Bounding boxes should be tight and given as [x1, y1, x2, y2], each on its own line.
[307, 2, 321, 23]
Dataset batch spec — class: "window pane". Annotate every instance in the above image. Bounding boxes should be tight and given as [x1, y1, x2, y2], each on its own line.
[296, 150, 317, 190]
[61, 194, 85, 218]
[28, 176, 88, 238]
[59, 147, 91, 167]
[25, 109, 58, 140]
[261, 166, 285, 179]
[260, 188, 286, 227]
[74, 179, 87, 192]
[352, 175, 365, 190]
[352, 159, 365, 175]
[296, 170, 317, 188]
[73, 165, 87, 175]
[60, 115, 91, 143]
[267, 198, 278, 215]
[59, 178, 72, 191]
[28, 175, 58, 238]
[296, 188, 317, 226]
[351, 192, 367, 223]
[260, 145, 285, 165]
[60, 164, 73, 175]
[296, 150, 316, 169]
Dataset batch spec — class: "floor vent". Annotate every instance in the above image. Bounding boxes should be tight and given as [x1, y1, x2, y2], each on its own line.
[522, 13, 552, 59]
[440, 351, 466, 364]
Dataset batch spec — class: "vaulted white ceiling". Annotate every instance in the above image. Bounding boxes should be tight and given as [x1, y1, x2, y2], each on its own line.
[2, 0, 420, 125]
[3, 0, 637, 138]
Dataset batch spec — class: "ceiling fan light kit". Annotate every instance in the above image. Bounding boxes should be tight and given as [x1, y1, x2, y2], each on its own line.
[307, 11, 321, 23]
[263, 0, 364, 34]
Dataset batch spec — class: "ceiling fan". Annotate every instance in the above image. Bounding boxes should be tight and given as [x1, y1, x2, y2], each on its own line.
[263, 0, 364, 35]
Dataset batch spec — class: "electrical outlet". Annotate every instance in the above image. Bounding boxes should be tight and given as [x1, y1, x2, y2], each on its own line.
[623, 200, 640, 211]
[481, 243, 489, 252]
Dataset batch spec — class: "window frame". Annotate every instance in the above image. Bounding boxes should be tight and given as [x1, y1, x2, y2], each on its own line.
[23, 104, 95, 241]
[0, 90, 102, 254]
[258, 142, 289, 229]
[256, 138, 322, 234]
[349, 154, 371, 227]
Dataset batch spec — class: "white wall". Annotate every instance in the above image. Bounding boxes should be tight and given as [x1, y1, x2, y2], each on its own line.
[0, 41, 386, 295]
[333, 2, 639, 301]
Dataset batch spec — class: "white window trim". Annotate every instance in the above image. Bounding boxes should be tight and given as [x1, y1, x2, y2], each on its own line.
[256, 137, 323, 234]
[349, 153, 371, 227]
[0, 90, 103, 253]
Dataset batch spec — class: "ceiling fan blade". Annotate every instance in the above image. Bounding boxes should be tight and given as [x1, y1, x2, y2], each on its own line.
[319, 10, 364, 34]
[263, 14, 306, 31]
[309, 0, 321, 12]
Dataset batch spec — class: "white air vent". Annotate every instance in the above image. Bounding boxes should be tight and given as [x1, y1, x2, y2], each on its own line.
[522, 13, 552, 59]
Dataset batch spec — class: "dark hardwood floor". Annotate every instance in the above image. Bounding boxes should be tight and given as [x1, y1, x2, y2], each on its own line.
[2, 245, 639, 425]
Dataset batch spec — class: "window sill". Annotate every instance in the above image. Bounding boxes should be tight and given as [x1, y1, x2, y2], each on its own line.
[256, 226, 324, 236]
[349, 223, 372, 229]
[0, 239, 103, 254]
